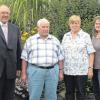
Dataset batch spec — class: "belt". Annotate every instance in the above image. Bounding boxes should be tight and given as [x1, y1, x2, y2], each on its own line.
[31, 64, 55, 69]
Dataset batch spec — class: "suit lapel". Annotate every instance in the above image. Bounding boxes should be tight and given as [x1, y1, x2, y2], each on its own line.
[8, 23, 13, 49]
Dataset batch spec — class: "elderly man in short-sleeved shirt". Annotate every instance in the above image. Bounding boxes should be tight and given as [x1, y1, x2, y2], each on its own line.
[21, 18, 64, 100]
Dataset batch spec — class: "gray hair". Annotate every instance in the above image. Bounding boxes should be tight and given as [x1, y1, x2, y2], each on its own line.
[0, 4, 10, 13]
[37, 18, 50, 27]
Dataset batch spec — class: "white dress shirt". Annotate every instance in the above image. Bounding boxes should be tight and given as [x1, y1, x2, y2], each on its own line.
[0, 22, 8, 43]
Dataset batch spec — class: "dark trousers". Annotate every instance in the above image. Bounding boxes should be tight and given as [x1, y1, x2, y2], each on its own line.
[64, 75, 87, 100]
[93, 69, 100, 100]
[0, 69, 15, 100]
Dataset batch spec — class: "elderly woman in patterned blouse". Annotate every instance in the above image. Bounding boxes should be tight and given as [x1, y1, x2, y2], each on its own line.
[62, 15, 95, 100]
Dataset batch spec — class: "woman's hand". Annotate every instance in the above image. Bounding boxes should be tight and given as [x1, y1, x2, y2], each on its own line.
[88, 68, 93, 79]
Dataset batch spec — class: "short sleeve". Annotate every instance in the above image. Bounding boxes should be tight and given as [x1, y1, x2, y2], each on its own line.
[85, 34, 95, 54]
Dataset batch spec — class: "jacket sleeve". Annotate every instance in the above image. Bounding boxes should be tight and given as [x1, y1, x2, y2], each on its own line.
[16, 27, 22, 70]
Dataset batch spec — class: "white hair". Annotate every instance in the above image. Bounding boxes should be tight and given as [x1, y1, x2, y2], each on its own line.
[0, 4, 10, 13]
[37, 18, 50, 27]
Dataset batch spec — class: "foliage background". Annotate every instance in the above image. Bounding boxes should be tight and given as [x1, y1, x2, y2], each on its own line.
[0, 0, 100, 93]
[0, 0, 100, 41]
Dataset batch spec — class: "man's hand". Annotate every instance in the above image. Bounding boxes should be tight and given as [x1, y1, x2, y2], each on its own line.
[21, 72, 27, 84]
[16, 70, 21, 77]
[21, 60, 28, 84]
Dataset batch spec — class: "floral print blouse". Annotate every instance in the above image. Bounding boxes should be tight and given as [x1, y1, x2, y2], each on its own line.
[62, 29, 95, 75]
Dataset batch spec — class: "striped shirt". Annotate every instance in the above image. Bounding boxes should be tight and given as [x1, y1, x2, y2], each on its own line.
[21, 33, 64, 67]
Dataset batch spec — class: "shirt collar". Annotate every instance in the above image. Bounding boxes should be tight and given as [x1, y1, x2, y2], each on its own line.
[66, 29, 83, 37]
[36, 33, 52, 40]
[0, 21, 8, 27]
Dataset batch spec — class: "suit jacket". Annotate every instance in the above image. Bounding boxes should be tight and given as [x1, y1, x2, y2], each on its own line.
[0, 22, 21, 79]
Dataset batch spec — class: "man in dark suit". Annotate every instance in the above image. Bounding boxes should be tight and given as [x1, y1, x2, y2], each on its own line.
[0, 4, 21, 100]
